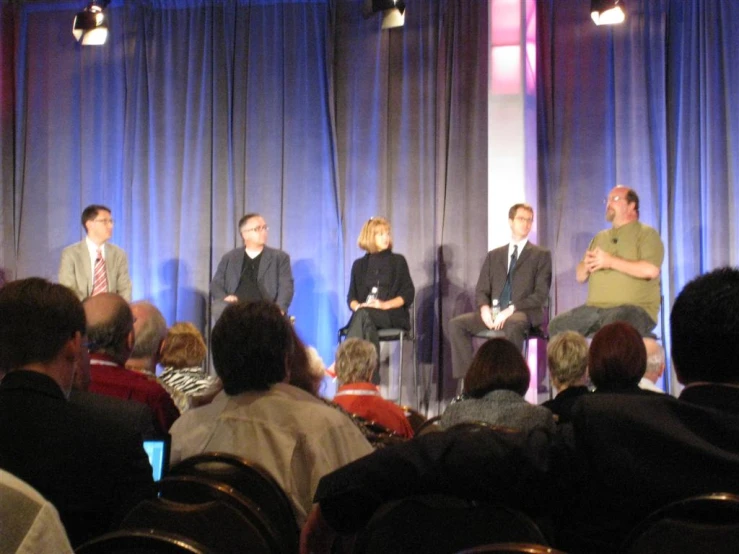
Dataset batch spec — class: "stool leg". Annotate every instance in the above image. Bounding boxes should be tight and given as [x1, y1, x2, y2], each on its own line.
[397, 334, 404, 405]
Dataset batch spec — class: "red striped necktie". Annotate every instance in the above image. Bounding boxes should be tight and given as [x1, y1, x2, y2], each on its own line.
[92, 248, 108, 296]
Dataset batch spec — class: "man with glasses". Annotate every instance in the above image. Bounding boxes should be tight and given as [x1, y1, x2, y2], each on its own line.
[549, 185, 664, 338]
[448, 203, 552, 380]
[211, 213, 294, 321]
[58, 204, 132, 301]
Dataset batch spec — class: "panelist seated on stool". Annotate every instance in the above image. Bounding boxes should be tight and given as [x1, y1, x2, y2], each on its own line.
[449, 203, 552, 380]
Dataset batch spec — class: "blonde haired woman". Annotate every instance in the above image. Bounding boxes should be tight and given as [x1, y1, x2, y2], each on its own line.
[343, 217, 414, 384]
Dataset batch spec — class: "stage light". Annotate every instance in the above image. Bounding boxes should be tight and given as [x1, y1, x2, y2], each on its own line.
[363, 0, 406, 30]
[73, 2, 108, 45]
[591, 0, 626, 26]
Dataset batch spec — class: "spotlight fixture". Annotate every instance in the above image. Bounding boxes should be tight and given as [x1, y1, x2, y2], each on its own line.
[362, 0, 406, 30]
[591, 0, 626, 26]
[73, 2, 109, 45]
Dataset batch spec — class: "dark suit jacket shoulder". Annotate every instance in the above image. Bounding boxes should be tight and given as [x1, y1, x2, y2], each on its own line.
[211, 245, 294, 314]
[475, 241, 552, 325]
[70, 389, 157, 440]
[0, 371, 153, 546]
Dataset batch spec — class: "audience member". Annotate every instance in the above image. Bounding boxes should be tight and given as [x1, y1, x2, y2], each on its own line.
[333, 338, 414, 438]
[0, 278, 152, 547]
[0, 469, 74, 554]
[301, 267, 739, 554]
[169, 301, 373, 525]
[85, 293, 179, 433]
[441, 338, 554, 434]
[159, 322, 222, 412]
[69, 328, 157, 440]
[126, 300, 168, 374]
[639, 339, 665, 393]
[549, 186, 663, 337]
[286, 324, 325, 397]
[541, 331, 590, 423]
[588, 321, 651, 393]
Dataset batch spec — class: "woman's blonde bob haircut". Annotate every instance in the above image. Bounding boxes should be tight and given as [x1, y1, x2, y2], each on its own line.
[160, 321, 207, 368]
[357, 217, 392, 253]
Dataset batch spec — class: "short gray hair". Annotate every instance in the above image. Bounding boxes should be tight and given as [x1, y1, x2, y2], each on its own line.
[645, 343, 665, 377]
[547, 331, 588, 386]
[335, 338, 377, 385]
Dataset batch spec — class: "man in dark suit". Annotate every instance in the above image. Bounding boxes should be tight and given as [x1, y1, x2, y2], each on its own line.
[301, 267, 739, 554]
[449, 203, 552, 378]
[210, 213, 294, 320]
[58, 204, 132, 301]
[0, 278, 152, 547]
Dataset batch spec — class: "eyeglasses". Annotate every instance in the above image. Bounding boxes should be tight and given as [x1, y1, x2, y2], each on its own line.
[604, 195, 622, 204]
[93, 218, 114, 225]
[514, 216, 533, 223]
[245, 225, 269, 233]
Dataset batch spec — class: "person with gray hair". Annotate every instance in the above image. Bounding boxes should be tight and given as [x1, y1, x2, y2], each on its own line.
[541, 331, 590, 423]
[638, 338, 665, 393]
[333, 338, 413, 438]
[126, 301, 168, 375]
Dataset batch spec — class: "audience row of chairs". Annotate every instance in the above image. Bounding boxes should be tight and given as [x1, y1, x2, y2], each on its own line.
[75, 444, 739, 553]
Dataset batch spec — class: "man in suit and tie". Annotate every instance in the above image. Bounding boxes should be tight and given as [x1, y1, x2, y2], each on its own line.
[449, 203, 552, 379]
[210, 213, 294, 320]
[58, 204, 132, 301]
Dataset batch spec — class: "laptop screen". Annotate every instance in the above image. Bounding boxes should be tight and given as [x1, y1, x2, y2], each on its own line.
[143, 437, 171, 481]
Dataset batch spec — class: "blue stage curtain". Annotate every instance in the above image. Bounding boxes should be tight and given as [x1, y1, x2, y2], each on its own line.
[0, 0, 488, 397]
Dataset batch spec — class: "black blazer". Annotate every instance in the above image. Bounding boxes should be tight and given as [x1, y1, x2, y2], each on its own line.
[0, 371, 153, 546]
[475, 242, 552, 326]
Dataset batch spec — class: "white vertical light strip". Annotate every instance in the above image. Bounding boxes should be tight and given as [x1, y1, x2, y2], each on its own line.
[489, 0, 539, 403]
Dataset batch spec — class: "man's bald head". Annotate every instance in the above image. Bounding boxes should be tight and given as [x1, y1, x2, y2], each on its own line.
[83, 293, 134, 365]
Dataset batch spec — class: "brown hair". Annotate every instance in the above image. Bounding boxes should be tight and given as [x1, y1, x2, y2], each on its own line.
[464, 338, 530, 397]
[160, 322, 207, 368]
[357, 217, 392, 253]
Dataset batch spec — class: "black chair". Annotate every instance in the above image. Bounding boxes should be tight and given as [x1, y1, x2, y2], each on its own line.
[120, 475, 282, 554]
[456, 543, 568, 554]
[75, 529, 216, 554]
[353, 494, 549, 554]
[338, 302, 419, 408]
[621, 492, 739, 554]
[169, 453, 298, 554]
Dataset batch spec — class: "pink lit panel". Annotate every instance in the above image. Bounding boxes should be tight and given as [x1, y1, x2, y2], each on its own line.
[491, 45, 521, 95]
[491, 0, 521, 46]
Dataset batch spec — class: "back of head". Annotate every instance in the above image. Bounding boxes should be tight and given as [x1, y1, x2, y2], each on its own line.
[589, 322, 645, 390]
[83, 293, 134, 365]
[547, 331, 588, 387]
[335, 338, 377, 385]
[671, 267, 739, 384]
[211, 301, 293, 395]
[0, 278, 85, 372]
[286, 325, 324, 396]
[464, 338, 530, 397]
[160, 322, 207, 369]
[130, 301, 168, 362]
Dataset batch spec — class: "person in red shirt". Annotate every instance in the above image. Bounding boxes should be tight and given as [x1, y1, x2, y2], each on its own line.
[332, 338, 413, 438]
[84, 293, 179, 434]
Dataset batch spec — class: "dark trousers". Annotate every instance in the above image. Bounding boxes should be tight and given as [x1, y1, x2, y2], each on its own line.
[448, 311, 529, 379]
[344, 308, 407, 385]
[548, 304, 657, 338]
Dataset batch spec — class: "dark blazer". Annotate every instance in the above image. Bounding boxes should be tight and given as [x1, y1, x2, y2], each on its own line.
[210, 245, 294, 316]
[312, 387, 739, 554]
[0, 371, 153, 547]
[69, 389, 158, 440]
[474, 242, 552, 326]
[58, 240, 132, 301]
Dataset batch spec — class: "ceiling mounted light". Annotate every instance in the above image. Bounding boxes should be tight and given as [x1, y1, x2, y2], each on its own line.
[362, 0, 406, 30]
[591, 0, 626, 26]
[73, 2, 109, 45]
